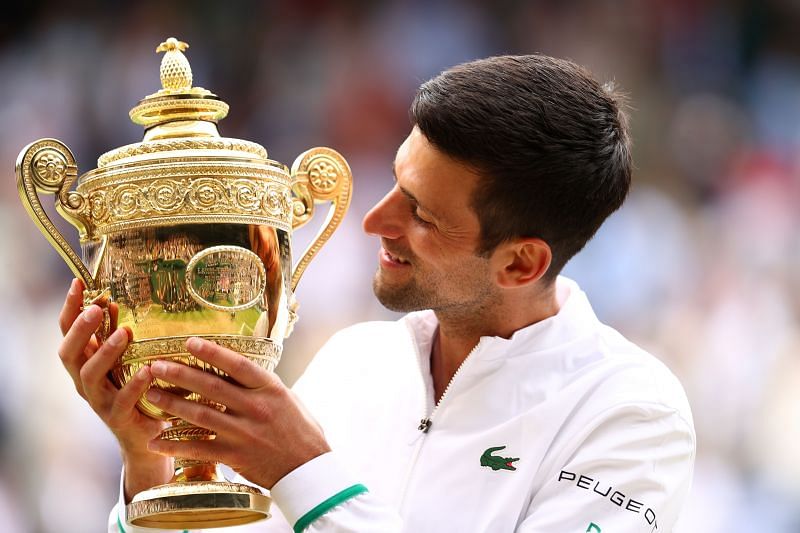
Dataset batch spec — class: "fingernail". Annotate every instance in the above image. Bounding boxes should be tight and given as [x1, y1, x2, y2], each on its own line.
[135, 366, 150, 380]
[150, 360, 166, 377]
[82, 305, 101, 323]
[187, 337, 202, 351]
[106, 328, 127, 347]
[146, 389, 161, 403]
[69, 279, 79, 295]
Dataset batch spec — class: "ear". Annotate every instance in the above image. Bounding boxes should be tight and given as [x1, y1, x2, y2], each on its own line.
[491, 238, 552, 288]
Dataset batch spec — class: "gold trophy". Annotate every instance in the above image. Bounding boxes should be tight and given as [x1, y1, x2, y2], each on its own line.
[15, 38, 352, 529]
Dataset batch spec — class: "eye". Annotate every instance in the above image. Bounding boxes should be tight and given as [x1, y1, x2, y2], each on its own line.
[410, 206, 434, 227]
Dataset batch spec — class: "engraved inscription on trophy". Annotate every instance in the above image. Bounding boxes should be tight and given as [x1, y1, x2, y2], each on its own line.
[186, 246, 266, 312]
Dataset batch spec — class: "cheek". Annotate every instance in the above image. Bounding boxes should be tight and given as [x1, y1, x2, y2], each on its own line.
[408, 228, 447, 261]
[407, 222, 482, 271]
[423, 244, 477, 276]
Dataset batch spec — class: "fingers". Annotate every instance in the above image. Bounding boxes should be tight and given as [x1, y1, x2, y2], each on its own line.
[145, 387, 235, 435]
[80, 328, 128, 388]
[58, 304, 104, 396]
[108, 366, 152, 427]
[58, 278, 84, 336]
[149, 360, 248, 413]
[80, 327, 130, 401]
[185, 337, 275, 389]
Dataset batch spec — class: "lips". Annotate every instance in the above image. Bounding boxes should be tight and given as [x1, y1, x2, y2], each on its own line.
[384, 248, 410, 264]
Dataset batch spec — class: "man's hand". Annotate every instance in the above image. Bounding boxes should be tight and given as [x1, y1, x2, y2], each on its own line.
[143, 337, 331, 489]
[58, 278, 171, 500]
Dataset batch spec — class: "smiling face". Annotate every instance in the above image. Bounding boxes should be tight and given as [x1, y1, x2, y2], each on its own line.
[362, 127, 502, 317]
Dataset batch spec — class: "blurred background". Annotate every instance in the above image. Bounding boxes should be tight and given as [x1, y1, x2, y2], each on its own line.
[1, 0, 799, 531]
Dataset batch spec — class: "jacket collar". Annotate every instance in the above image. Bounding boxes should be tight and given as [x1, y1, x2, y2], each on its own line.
[402, 276, 600, 363]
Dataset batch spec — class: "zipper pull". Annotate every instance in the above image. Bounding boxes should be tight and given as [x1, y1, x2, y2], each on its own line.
[418, 418, 432, 433]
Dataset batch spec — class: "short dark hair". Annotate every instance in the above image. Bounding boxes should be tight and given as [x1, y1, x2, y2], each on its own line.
[410, 55, 632, 280]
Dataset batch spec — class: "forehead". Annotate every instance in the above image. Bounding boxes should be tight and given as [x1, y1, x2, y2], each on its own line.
[394, 127, 482, 218]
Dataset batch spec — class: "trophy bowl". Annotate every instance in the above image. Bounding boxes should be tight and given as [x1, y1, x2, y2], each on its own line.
[15, 38, 352, 529]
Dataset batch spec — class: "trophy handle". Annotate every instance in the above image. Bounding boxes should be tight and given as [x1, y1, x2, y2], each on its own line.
[15, 138, 98, 291]
[289, 147, 352, 291]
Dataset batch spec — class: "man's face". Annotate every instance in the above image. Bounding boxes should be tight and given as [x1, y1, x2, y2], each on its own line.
[362, 127, 500, 315]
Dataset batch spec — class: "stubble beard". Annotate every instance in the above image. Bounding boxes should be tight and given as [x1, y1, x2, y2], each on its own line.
[372, 270, 430, 312]
[371, 261, 500, 325]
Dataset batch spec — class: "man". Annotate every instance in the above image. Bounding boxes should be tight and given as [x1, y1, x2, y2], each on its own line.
[58, 55, 695, 532]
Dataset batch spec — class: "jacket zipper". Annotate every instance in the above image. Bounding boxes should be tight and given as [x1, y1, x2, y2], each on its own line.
[398, 324, 484, 509]
[417, 338, 484, 433]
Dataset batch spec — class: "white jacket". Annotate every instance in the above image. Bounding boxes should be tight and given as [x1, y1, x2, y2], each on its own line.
[111, 277, 695, 532]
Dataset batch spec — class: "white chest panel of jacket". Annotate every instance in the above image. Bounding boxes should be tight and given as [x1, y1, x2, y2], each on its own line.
[290, 277, 695, 532]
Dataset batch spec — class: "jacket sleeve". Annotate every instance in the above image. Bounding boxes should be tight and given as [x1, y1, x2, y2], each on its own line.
[517, 403, 695, 532]
[268, 451, 402, 532]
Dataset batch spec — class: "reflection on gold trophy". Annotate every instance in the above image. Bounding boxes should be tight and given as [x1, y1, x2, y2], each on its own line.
[15, 38, 352, 529]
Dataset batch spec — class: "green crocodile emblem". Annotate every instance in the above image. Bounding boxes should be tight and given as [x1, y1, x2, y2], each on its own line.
[480, 446, 519, 471]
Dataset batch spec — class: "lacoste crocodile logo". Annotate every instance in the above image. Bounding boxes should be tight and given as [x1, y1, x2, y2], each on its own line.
[480, 446, 519, 471]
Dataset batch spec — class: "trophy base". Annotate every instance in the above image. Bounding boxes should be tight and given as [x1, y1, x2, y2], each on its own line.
[126, 481, 271, 529]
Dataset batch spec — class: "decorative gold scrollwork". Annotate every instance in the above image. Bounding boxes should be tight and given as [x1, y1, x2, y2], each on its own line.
[72, 172, 292, 234]
[308, 158, 340, 195]
[291, 181, 314, 229]
[32, 148, 67, 192]
[16, 138, 98, 289]
[289, 147, 352, 290]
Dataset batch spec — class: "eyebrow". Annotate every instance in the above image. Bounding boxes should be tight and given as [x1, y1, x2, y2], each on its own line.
[392, 163, 440, 220]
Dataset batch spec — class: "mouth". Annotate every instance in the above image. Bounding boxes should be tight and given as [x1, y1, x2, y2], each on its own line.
[381, 247, 411, 265]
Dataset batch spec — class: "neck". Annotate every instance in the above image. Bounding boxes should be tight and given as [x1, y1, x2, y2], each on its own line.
[429, 282, 560, 402]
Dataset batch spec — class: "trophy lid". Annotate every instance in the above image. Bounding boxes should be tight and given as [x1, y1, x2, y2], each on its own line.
[74, 38, 293, 236]
[96, 37, 270, 167]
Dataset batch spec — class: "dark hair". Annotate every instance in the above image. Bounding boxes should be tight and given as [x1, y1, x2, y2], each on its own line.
[410, 55, 632, 280]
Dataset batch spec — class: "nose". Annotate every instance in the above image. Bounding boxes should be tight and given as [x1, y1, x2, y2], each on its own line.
[362, 187, 404, 239]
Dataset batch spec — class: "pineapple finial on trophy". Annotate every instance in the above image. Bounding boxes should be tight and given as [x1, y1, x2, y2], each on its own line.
[156, 37, 192, 91]
[129, 37, 228, 135]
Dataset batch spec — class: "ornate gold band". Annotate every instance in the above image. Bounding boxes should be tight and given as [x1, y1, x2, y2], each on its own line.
[98, 138, 268, 167]
[129, 95, 230, 128]
[74, 162, 293, 235]
[120, 334, 282, 366]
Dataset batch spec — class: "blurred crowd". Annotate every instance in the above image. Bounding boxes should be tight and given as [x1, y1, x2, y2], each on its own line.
[1, 1, 799, 531]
